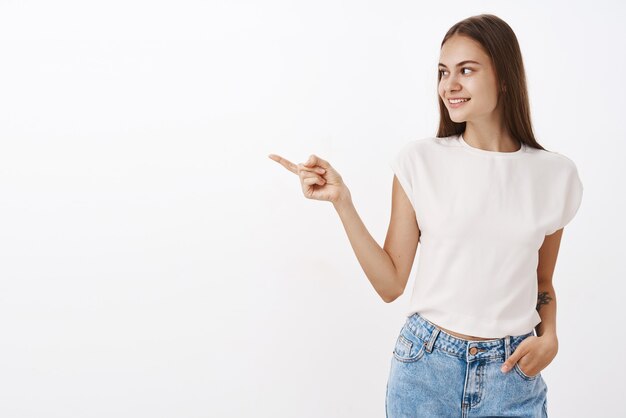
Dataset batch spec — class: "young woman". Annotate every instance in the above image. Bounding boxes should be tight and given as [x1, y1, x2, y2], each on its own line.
[269, 13, 582, 417]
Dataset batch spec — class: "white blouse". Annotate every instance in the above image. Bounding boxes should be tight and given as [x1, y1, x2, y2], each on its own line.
[389, 133, 583, 338]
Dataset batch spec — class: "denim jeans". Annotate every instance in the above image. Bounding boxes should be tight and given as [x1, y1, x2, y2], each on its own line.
[386, 312, 548, 417]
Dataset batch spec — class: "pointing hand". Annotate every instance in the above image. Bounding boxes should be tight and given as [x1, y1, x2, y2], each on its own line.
[268, 153, 350, 204]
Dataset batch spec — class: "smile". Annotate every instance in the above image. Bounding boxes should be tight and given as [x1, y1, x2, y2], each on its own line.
[448, 98, 470, 108]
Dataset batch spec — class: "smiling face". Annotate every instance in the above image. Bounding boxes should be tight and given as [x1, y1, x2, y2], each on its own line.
[438, 34, 503, 124]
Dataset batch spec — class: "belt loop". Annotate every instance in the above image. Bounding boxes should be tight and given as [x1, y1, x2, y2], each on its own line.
[504, 335, 511, 360]
[424, 327, 440, 353]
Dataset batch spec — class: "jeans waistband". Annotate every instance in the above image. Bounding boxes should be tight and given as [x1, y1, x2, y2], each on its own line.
[406, 312, 536, 360]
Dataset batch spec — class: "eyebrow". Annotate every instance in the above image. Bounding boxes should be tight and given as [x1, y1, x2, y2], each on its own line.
[438, 60, 482, 68]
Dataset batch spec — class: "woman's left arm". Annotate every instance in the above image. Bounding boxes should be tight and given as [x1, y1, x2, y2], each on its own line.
[501, 228, 563, 374]
[534, 228, 564, 340]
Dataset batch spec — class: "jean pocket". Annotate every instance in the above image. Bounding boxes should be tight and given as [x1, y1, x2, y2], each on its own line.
[513, 362, 541, 381]
[392, 332, 426, 363]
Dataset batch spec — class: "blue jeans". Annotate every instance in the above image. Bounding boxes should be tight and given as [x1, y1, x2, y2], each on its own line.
[386, 312, 548, 417]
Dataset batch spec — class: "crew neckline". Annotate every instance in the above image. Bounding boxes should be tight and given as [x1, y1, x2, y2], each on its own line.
[458, 133, 526, 157]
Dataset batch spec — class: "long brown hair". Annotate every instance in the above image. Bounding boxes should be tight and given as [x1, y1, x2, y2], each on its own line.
[436, 14, 547, 151]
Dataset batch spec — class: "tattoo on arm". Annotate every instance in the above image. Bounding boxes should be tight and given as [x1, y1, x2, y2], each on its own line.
[536, 291, 553, 312]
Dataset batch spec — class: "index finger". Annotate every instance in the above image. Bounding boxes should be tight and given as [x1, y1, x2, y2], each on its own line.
[268, 153, 298, 174]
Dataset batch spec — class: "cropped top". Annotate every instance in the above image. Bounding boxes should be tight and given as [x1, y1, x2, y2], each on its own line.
[389, 133, 583, 338]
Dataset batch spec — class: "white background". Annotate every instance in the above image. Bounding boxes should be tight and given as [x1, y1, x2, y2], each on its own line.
[0, 0, 623, 417]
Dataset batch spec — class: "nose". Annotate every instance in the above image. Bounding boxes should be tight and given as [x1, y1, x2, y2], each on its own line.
[442, 73, 462, 95]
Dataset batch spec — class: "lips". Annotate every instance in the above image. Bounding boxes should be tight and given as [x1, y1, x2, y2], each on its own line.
[448, 98, 470, 108]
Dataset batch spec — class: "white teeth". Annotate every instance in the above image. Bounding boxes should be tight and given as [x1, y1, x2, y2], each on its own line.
[449, 98, 469, 103]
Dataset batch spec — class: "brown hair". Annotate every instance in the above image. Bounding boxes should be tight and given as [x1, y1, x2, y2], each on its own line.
[436, 14, 547, 151]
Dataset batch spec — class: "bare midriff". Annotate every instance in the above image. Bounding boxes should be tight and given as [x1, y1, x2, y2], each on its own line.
[433, 323, 499, 341]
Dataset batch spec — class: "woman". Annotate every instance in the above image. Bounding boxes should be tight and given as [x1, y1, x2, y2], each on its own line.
[269, 14, 582, 417]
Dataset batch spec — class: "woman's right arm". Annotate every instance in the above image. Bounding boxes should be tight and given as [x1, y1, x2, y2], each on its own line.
[333, 175, 420, 303]
[269, 153, 420, 303]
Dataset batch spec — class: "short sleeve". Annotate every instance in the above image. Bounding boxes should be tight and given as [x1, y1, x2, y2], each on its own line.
[545, 162, 584, 235]
[388, 142, 417, 213]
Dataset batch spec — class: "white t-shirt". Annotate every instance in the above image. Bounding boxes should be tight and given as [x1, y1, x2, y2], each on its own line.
[389, 133, 583, 338]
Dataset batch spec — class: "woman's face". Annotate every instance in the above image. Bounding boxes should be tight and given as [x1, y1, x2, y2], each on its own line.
[438, 34, 503, 124]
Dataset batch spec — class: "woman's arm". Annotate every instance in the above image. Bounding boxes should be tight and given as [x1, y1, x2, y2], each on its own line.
[500, 229, 564, 374]
[535, 228, 565, 339]
[535, 285, 556, 338]
[268, 152, 419, 303]
[333, 175, 420, 303]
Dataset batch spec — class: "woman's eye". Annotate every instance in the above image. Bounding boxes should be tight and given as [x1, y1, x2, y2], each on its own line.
[439, 68, 472, 77]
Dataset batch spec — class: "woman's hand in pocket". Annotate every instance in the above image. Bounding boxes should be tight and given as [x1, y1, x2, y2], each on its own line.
[500, 334, 558, 376]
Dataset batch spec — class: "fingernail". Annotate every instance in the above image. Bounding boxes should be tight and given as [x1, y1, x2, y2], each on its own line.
[501, 365, 509, 372]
